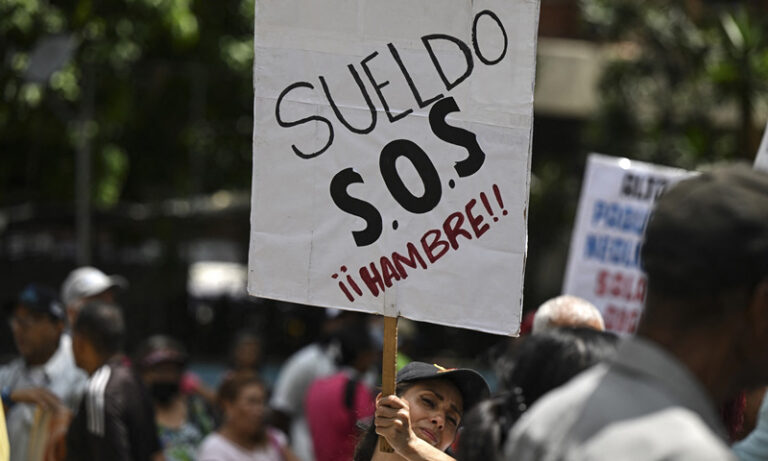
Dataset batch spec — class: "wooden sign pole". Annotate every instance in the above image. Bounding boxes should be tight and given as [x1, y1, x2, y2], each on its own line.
[378, 315, 399, 452]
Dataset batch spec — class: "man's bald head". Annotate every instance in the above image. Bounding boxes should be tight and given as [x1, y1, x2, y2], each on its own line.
[532, 295, 605, 334]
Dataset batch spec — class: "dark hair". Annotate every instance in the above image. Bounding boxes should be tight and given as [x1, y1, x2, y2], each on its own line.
[720, 391, 746, 443]
[456, 328, 618, 461]
[217, 370, 265, 406]
[73, 302, 125, 356]
[501, 327, 618, 407]
[455, 389, 527, 461]
[353, 382, 415, 461]
[337, 323, 375, 368]
[135, 335, 188, 370]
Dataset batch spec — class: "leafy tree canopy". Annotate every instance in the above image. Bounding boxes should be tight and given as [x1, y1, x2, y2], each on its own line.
[1, 0, 256, 208]
[581, 0, 768, 167]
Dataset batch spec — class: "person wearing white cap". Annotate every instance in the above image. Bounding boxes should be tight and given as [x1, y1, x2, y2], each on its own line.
[55, 267, 128, 395]
[60, 266, 127, 328]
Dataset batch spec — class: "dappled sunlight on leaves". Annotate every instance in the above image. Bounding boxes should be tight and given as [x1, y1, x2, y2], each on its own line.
[95, 144, 129, 209]
[1, 0, 255, 206]
[19, 83, 42, 108]
[219, 36, 253, 73]
[50, 65, 80, 101]
[581, 0, 768, 166]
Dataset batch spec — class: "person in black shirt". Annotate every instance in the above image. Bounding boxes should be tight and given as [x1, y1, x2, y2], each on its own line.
[65, 302, 162, 461]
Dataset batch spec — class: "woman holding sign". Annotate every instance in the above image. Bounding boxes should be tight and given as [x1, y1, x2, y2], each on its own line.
[354, 362, 489, 461]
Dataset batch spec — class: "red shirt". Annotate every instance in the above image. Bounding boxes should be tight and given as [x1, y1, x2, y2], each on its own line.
[305, 372, 375, 461]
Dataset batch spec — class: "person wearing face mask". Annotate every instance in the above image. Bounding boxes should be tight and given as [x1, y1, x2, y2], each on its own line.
[135, 335, 215, 461]
[353, 362, 489, 461]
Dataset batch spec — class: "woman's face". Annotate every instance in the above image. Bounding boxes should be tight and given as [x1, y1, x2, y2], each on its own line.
[400, 379, 463, 451]
[225, 383, 267, 437]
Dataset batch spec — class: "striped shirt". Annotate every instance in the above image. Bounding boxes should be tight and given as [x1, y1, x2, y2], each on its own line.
[65, 357, 161, 461]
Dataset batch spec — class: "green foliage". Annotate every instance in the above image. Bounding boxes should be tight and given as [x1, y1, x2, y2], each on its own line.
[522, 1, 768, 308]
[0, 0, 255, 207]
[581, 0, 768, 168]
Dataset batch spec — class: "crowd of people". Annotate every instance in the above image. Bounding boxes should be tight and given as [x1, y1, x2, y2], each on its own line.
[4, 163, 768, 460]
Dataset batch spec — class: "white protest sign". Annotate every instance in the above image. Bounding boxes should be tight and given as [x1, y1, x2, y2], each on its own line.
[754, 121, 768, 173]
[562, 154, 692, 334]
[249, 0, 540, 335]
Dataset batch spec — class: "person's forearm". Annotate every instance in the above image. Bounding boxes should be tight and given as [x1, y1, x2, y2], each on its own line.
[398, 438, 456, 461]
[282, 446, 302, 461]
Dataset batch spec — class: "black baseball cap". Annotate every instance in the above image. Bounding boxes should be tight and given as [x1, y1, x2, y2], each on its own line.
[13, 284, 65, 320]
[642, 163, 768, 297]
[136, 335, 189, 369]
[397, 361, 490, 412]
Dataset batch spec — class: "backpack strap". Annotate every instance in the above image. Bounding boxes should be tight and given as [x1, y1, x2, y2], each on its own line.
[343, 373, 360, 414]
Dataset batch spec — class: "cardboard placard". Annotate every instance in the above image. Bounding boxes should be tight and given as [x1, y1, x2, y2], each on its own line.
[562, 154, 692, 334]
[249, 0, 540, 335]
[754, 121, 768, 173]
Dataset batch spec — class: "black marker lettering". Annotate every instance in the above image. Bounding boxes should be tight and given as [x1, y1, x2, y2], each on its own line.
[421, 34, 474, 91]
[429, 97, 486, 177]
[319, 64, 377, 134]
[387, 43, 443, 109]
[275, 81, 334, 159]
[360, 51, 413, 124]
[472, 10, 508, 66]
[379, 139, 442, 214]
[330, 168, 383, 247]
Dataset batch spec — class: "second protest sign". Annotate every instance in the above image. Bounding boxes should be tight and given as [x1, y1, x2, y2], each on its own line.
[562, 154, 692, 334]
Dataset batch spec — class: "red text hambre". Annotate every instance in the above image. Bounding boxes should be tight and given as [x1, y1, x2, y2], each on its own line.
[332, 184, 508, 302]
